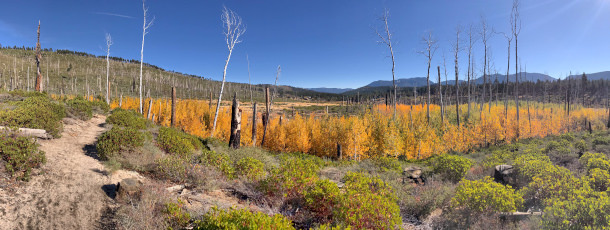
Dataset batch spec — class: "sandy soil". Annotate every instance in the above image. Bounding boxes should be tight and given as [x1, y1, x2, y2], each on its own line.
[0, 115, 134, 230]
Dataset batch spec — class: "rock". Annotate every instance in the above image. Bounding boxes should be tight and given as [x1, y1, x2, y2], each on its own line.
[62, 117, 78, 125]
[116, 178, 142, 200]
[494, 165, 515, 185]
[403, 166, 426, 185]
[166, 184, 185, 193]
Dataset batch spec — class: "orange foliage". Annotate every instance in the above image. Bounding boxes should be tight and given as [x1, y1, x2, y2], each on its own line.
[110, 96, 609, 160]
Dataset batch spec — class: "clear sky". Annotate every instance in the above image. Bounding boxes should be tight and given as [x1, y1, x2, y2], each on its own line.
[1, 0, 609, 88]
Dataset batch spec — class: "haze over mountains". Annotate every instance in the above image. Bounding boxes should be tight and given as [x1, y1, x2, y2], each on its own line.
[308, 71, 609, 94]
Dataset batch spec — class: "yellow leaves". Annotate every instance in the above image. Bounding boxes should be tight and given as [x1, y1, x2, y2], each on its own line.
[110, 96, 608, 161]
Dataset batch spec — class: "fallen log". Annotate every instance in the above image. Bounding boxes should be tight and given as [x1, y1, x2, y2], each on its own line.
[0, 126, 52, 139]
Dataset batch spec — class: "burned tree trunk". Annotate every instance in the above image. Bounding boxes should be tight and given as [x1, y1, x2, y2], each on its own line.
[35, 21, 43, 92]
[229, 93, 242, 149]
[261, 87, 270, 146]
[171, 87, 176, 127]
[252, 102, 257, 146]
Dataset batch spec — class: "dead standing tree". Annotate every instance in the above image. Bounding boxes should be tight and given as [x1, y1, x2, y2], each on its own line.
[466, 24, 476, 120]
[453, 25, 463, 128]
[418, 31, 438, 124]
[512, 0, 522, 137]
[139, 0, 155, 114]
[35, 21, 43, 92]
[376, 9, 398, 118]
[229, 93, 242, 149]
[212, 6, 246, 136]
[105, 33, 113, 104]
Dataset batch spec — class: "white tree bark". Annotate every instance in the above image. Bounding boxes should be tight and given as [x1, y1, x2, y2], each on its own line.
[106, 33, 113, 104]
[140, 0, 154, 114]
[212, 6, 246, 136]
[376, 9, 397, 118]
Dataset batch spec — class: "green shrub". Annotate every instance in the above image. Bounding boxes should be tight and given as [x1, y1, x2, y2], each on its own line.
[587, 168, 610, 192]
[513, 152, 553, 182]
[0, 95, 65, 137]
[542, 189, 610, 229]
[429, 154, 473, 183]
[158, 127, 202, 156]
[194, 207, 295, 230]
[260, 157, 320, 198]
[593, 136, 610, 146]
[580, 152, 607, 166]
[372, 156, 402, 172]
[106, 109, 147, 129]
[521, 165, 581, 207]
[96, 127, 145, 160]
[66, 96, 93, 120]
[0, 134, 45, 181]
[334, 172, 401, 229]
[198, 149, 235, 179]
[235, 157, 266, 181]
[575, 140, 587, 153]
[89, 99, 110, 114]
[560, 133, 575, 142]
[303, 179, 341, 223]
[164, 199, 191, 229]
[451, 177, 522, 213]
[483, 149, 517, 168]
[586, 157, 610, 172]
[156, 155, 190, 182]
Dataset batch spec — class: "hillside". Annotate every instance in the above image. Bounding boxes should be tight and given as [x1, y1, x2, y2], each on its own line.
[0, 48, 339, 102]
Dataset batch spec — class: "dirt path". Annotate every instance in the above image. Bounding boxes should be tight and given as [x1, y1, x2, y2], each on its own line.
[0, 115, 121, 230]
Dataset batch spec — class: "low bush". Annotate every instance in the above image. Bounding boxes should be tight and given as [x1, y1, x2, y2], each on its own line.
[334, 172, 401, 229]
[163, 198, 191, 229]
[0, 133, 45, 181]
[198, 149, 235, 179]
[260, 157, 320, 198]
[0, 95, 65, 137]
[542, 189, 610, 229]
[89, 99, 110, 114]
[157, 127, 202, 156]
[521, 165, 581, 208]
[371, 156, 402, 172]
[106, 109, 148, 129]
[593, 136, 610, 146]
[451, 177, 523, 213]
[575, 140, 588, 153]
[235, 157, 266, 181]
[397, 181, 455, 221]
[194, 207, 295, 230]
[303, 179, 341, 223]
[587, 168, 610, 192]
[65, 96, 93, 120]
[429, 154, 473, 183]
[96, 127, 145, 160]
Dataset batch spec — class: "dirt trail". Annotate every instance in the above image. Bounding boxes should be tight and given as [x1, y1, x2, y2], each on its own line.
[0, 115, 126, 230]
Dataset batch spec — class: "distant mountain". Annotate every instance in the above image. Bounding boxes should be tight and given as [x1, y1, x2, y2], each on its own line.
[441, 72, 554, 85]
[366, 77, 432, 88]
[308, 87, 354, 94]
[567, 71, 610, 81]
[485, 72, 555, 83]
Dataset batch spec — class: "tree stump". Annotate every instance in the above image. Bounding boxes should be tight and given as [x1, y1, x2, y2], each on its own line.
[228, 93, 242, 149]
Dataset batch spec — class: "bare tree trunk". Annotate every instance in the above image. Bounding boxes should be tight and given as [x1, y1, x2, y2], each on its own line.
[171, 87, 176, 127]
[35, 21, 43, 92]
[229, 93, 242, 149]
[261, 87, 270, 146]
[376, 9, 397, 118]
[106, 34, 113, 104]
[140, 0, 154, 114]
[438, 66, 444, 124]
[252, 102, 257, 146]
[147, 98, 153, 119]
[454, 26, 462, 127]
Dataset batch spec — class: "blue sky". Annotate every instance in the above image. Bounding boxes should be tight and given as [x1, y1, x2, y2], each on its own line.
[1, 0, 609, 88]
